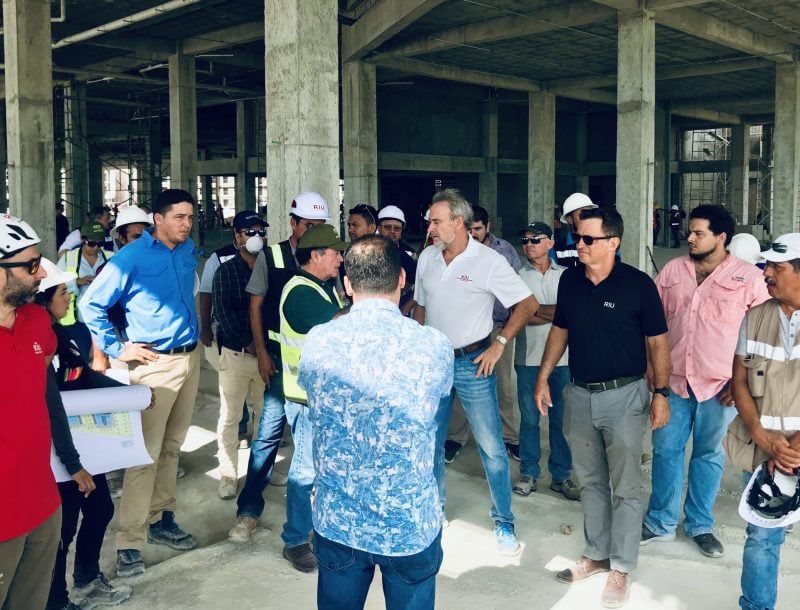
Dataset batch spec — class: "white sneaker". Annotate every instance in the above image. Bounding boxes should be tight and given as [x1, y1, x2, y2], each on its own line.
[228, 516, 258, 542]
[218, 476, 238, 500]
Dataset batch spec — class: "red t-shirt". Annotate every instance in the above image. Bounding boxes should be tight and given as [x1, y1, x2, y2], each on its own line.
[0, 303, 60, 541]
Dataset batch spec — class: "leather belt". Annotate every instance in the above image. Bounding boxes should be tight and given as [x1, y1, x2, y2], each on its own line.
[571, 375, 643, 393]
[154, 342, 197, 355]
[454, 335, 492, 357]
[221, 345, 252, 356]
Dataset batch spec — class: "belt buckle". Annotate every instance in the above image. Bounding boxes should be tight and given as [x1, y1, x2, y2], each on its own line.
[587, 381, 603, 392]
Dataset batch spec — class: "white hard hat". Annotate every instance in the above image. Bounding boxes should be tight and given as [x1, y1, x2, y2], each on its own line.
[560, 193, 597, 223]
[37, 258, 76, 292]
[0, 213, 41, 259]
[111, 206, 153, 239]
[290, 192, 329, 220]
[378, 205, 406, 225]
[739, 463, 800, 529]
[728, 233, 762, 265]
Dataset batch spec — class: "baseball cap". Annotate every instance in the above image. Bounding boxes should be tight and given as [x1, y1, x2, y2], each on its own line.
[233, 210, 268, 231]
[739, 462, 800, 529]
[518, 221, 553, 238]
[378, 205, 405, 225]
[38, 258, 76, 292]
[760, 233, 800, 263]
[80, 222, 105, 241]
[290, 192, 329, 220]
[297, 224, 348, 251]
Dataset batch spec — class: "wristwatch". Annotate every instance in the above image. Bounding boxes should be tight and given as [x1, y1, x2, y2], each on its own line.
[495, 335, 508, 347]
[653, 387, 671, 398]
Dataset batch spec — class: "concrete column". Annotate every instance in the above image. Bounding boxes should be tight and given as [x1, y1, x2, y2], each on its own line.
[236, 100, 256, 213]
[653, 103, 672, 246]
[0, 102, 7, 213]
[142, 119, 163, 208]
[729, 123, 750, 225]
[88, 148, 103, 208]
[761, 124, 774, 233]
[575, 113, 589, 194]
[3, 0, 56, 256]
[528, 92, 556, 226]
[202, 174, 214, 229]
[64, 82, 90, 222]
[479, 98, 499, 227]
[616, 9, 656, 271]
[772, 62, 800, 236]
[168, 47, 198, 242]
[342, 61, 378, 207]
[266, 0, 340, 242]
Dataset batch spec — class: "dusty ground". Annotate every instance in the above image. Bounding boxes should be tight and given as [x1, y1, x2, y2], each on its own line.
[82, 239, 800, 609]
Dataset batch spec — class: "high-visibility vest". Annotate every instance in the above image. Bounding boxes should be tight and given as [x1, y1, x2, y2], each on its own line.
[278, 274, 342, 404]
[60, 248, 113, 326]
[267, 243, 287, 344]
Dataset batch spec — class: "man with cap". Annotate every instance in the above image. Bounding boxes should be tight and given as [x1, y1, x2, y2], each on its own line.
[729, 233, 800, 610]
[58, 205, 114, 256]
[0, 214, 60, 610]
[80, 189, 202, 577]
[513, 221, 579, 502]
[552, 193, 598, 268]
[228, 192, 327, 545]
[278, 223, 348, 572]
[378, 205, 417, 312]
[642, 205, 769, 560]
[346, 204, 378, 242]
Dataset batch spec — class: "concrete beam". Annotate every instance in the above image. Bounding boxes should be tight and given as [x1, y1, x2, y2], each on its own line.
[645, 0, 713, 9]
[70, 32, 175, 56]
[378, 1, 614, 58]
[379, 152, 488, 173]
[671, 94, 772, 112]
[656, 7, 795, 63]
[342, 0, 447, 62]
[671, 107, 742, 124]
[182, 22, 264, 55]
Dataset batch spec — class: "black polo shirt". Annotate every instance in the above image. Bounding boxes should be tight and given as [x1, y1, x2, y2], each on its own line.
[553, 262, 667, 383]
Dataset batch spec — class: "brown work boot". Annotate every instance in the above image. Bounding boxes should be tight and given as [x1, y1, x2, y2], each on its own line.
[602, 570, 631, 608]
[228, 516, 258, 542]
[282, 543, 317, 572]
[556, 556, 611, 584]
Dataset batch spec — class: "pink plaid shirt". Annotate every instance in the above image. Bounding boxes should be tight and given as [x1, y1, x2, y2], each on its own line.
[656, 254, 769, 401]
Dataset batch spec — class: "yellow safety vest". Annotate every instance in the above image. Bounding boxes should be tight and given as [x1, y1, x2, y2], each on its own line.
[279, 274, 342, 404]
[60, 248, 113, 326]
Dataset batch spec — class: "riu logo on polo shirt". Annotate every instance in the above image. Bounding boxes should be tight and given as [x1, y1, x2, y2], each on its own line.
[603, 301, 615, 309]
[32, 341, 43, 355]
[456, 274, 472, 283]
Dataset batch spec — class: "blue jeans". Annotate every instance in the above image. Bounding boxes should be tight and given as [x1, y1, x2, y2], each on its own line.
[282, 400, 314, 548]
[516, 365, 571, 481]
[740, 472, 786, 610]
[315, 530, 442, 610]
[645, 387, 736, 537]
[433, 348, 514, 525]
[236, 365, 286, 519]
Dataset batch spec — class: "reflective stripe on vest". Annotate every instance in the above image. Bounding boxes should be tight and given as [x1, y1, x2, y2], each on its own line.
[60, 248, 112, 326]
[270, 243, 285, 269]
[278, 275, 342, 404]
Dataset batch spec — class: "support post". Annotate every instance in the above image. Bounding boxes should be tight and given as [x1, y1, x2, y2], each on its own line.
[236, 100, 256, 213]
[729, 123, 750, 226]
[528, 92, 556, 225]
[772, 62, 800, 236]
[342, 61, 379, 208]
[479, 97, 499, 228]
[168, 47, 198, 239]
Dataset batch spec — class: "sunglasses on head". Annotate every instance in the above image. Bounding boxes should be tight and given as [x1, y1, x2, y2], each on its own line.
[770, 242, 788, 253]
[240, 228, 267, 237]
[573, 233, 617, 246]
[350, 205, 376, 225]
[0, 254, 42, 275]
[83, 239, 102, 248]
[520, 236, 547, 245]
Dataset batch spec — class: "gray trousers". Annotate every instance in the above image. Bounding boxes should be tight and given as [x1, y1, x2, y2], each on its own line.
[564, 379, 650, 573]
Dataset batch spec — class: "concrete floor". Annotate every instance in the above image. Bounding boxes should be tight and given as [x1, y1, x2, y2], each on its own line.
[81, 233, 800, 609]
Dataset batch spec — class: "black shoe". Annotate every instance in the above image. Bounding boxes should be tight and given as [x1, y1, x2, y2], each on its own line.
[73, 572, 132, 608]
[46, 602, 82, 610]
[282, 543, 317, 572]
[640, 523, 676, 546]
[148, 511, 198, 551]
[116, 549, 145, 578]
[505, 443, 521, 461]
[444, 440, 462, 464]
[692, 533, 724, 558]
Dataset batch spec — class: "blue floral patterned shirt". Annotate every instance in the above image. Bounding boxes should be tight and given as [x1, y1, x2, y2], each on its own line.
[298, 298, 453, 556]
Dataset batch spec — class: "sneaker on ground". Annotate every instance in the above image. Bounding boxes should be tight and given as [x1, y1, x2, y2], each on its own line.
[176, 465, 187, 479]
[494, 522, 521, 556]
[550, 478, 581, 501]
[228, 516, 258, 542]
[512, 475, 537, 496]
[115, 549, 145, 578]
[238, 436, 251, 450]
[106, 477, 123, 500]
[556, 556, 610, 584]
[640, 523, 676, 546]
[218, 476, 238, 500]
[73, 572, 132, 609]
[602, 570, 631, 608]
[505, 442, 521, 461]
[147, 511, 198, 551]
[282, 543, 317, 572]
[692, 533, 724, 558]
[444, 440, 462, 464]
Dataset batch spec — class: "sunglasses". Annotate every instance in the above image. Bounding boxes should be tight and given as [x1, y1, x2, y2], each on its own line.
[83, 239, 102, 247]
[240, 228, 267, 237]
[0, 254, 42, 275]
[380, 223, 403, 232]
[770, 242, 788, 253]
[521, 236, 548, 245]
[573, 233, 617, 246]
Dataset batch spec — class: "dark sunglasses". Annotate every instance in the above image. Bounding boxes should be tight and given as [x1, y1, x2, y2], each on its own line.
[770, 242, 788, 253]
[0, 254, 42, 275]
[83, 239, 102, 247]
[520, 236, 547, 245]
[239, 228, 267, 237]
[573, 233, 617, 246]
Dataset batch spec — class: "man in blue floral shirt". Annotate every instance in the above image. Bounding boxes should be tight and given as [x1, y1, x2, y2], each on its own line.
[299, 235, 453, 610]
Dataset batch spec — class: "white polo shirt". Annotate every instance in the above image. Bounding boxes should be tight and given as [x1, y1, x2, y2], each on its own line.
[415, 237, 532, 349]
[515, 259, 568, 367]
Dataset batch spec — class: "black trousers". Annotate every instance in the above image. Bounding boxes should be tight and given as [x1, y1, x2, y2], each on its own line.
[47, 474, 114, 607]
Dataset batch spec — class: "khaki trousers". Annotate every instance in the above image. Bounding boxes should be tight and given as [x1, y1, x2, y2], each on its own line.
[216, 347, 266, 478]
[0, 507, 61, 610]
[448, 328, 520, 444]
[116, 347, 201, 551]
